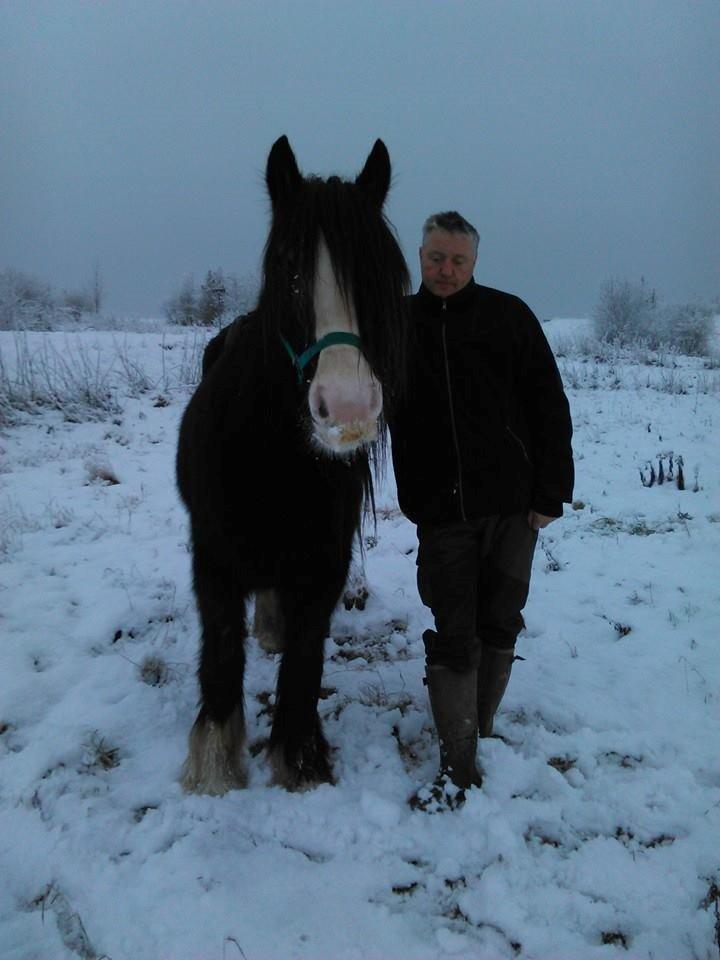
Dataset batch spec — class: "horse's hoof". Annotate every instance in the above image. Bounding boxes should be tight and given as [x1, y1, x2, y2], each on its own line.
[342, 582, 369, 611]
[408, 774, 468, 813]
[268, 744, 334, 792]
[181, 707, 248, 795]
[181, 763, 247, 796]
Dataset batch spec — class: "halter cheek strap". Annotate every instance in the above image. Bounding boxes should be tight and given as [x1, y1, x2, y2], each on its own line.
[280, 331, 363, 383]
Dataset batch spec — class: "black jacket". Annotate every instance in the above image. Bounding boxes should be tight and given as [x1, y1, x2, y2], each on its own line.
[390, 280, 574, 524]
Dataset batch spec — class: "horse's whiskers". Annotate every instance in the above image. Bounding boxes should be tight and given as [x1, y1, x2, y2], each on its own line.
[312, 418, 378, 456]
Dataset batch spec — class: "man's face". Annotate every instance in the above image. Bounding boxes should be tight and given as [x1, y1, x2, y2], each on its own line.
[419, 229, 477, 297]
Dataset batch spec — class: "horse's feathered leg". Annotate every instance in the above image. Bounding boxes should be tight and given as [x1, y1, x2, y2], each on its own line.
[268, 580, 343, 790]
[181, 545, 249, 795]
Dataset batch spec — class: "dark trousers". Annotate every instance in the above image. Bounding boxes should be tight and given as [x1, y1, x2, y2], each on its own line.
[417, 514, 538, 672]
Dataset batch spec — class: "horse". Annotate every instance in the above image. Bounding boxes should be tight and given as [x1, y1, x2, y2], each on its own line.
[176, 136, 409, 794]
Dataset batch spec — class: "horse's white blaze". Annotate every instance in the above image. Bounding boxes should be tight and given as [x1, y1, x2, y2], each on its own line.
[308, 239, 382, 454]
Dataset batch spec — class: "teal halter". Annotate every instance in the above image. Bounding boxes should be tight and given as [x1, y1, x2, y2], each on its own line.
[280, 331, 363, 384]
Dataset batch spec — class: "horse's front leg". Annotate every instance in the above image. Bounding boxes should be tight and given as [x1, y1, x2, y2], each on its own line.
[342, 538, 369, 610]
[269, 582, 340, 790]
[182, 548, 249, 795]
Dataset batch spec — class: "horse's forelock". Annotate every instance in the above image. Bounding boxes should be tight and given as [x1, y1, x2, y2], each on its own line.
[323, 200, 410, 401]
[259, 168, 409, 398]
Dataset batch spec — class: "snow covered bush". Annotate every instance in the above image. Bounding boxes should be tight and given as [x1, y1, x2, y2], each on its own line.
[593, 278, 714, 356]
[196, 269, 226, 327]
[0, 331, 120, 421]
[0, 269, 58, 330]
[593, 278, 655, 345]
[164, 276, 198, 326]
[0, 269, 104, 330]
[656, 301, 714, 357]
[60, 289, 96, 321]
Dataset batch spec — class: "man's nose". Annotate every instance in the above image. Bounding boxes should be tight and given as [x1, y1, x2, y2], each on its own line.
[439, 261, 454, 276]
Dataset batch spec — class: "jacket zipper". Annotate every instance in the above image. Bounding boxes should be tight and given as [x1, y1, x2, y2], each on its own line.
[441, 302, 467, 521]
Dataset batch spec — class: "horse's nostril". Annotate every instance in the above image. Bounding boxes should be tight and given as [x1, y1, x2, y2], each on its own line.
[317, 396, 329, 419]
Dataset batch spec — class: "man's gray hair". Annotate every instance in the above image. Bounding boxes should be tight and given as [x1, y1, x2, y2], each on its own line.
[422, 211, 479, 251]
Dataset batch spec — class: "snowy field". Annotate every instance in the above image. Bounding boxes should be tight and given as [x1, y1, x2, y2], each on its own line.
[1, 321, 719, 960]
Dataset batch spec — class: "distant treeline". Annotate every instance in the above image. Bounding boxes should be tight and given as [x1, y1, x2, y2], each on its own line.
[163, 269, 258, 327]
[0, 266, 259, 330]
[1, 266, 716, 357]
[0, 267, 104, 330]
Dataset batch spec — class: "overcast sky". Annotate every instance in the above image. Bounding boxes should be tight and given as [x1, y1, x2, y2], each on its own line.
[1, 0, 718, 319]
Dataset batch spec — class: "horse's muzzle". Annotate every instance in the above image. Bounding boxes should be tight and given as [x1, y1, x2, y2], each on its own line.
[311, 416, 379, 456]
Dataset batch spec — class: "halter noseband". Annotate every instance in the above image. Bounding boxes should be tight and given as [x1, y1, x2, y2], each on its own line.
[280, 331, 363, 384]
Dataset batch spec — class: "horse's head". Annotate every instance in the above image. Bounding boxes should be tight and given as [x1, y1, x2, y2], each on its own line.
[260, 136, 409, 457]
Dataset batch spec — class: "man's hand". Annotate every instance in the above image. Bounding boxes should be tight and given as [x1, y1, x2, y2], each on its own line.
[528, 511, 555, 531]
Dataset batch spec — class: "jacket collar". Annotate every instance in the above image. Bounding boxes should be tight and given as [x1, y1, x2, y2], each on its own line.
[415, 279, 478, 316]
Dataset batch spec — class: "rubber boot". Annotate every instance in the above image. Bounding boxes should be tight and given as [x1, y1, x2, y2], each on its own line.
[426, 663, 483, 790]
[476, 645, 515, 737]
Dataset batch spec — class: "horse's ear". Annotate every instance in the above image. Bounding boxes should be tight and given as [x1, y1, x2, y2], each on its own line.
[266, 135, 302, 208]
[355, 139, 391, 208]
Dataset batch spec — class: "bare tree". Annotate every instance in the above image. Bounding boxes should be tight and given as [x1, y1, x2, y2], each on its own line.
[89, 263, 103, 314]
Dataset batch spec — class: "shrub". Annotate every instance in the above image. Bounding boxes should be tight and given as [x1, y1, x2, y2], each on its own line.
[657, 301, 713, 357]
[197, 269, 226, 327]
[164, 276, 198, 326]
[61, 289, 95, 321]
[593, 278, 655, 345]
[0, 268, 58, 330]
[0, 331, 121, 422]
[593, 278, 715, 357]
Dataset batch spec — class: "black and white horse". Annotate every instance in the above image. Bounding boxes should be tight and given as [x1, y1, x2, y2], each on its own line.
[176, 136, 409, 793]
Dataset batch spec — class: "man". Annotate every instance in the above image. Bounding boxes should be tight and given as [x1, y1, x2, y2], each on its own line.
[390, 211, 574, 800]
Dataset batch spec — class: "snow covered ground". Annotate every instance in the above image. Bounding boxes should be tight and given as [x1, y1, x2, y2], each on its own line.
[1, 323, 719, 959]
